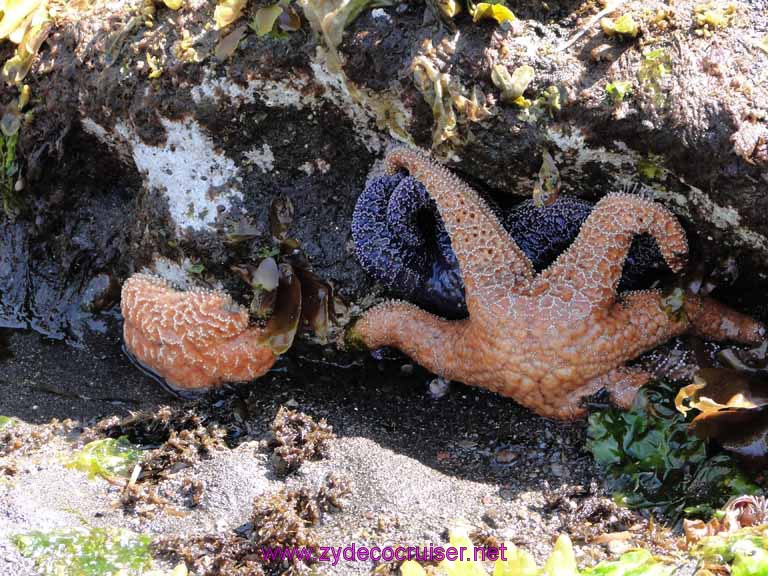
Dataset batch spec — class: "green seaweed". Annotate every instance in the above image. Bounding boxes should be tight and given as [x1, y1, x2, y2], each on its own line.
[13, 527, 153, 576]
[582, 550, 674, 575]
[0, 415, 14, 429]
[404, 536, 679, 575]
[299, 0, 392, 52]
[402, 524, 768, 575]
[587, 382, 761, 522]
[605, 81, 632, 104]
[66, 437, 142, 479]
[637, 155, 667, 181]
[637, 48, 670, 107]
[695, 527, 768, 576]
[538, 85, 561, 115]
[693, 2, 736, 36]
[251, 0, 301, 39]
[0, 130, 20, 216]
[600, 14, 639, 39]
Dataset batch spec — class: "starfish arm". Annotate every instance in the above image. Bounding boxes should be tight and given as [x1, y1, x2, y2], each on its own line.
[683, 293, 766, 343]
[349, 300, 472, 382]
[559, 290, 767, 416]
[203, 329, 277, 382]
[122, 274, 282, 392]
[384, 147, 535, 308]
[604, 289, 765, 360]
[535, 193, 688, 313]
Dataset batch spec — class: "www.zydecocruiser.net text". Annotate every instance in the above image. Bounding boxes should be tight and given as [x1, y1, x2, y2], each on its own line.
[261, 543, 511, 566]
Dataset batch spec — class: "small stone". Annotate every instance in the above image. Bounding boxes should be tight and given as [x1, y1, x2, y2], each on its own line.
[483, 509, 502, 528]
[607, 539, 632, 555]
[494, 447, 518, 464]
[428, 377, 450, 398]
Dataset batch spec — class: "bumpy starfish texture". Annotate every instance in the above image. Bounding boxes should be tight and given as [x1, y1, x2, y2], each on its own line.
[350, 148, 766, 420]
[352, 172, 665, 318]
[121, 273, 285, 394]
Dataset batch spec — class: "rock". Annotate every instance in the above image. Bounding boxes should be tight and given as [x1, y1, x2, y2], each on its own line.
[0, 0, 766, 347]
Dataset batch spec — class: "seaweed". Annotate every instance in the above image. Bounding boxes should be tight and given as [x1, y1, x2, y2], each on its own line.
[13, 527, 153, 576]
[605, 81, 632, 104]
[637, 48, 671, 108]
[1, 417, 75, 456]
[491, 64, 534, 107]
[154, 474, 350, 575]
[468, 0, 515, 25]
[587, 382, 761, 522]
[676, 368, 768, 469]
[214, 0, 247, 29]
[66, 437, 142, 479]
[82, 407, 230, 517]
[694, 525, 768, 575]
[0, 128, 20, 216]
[402, 522, 768, 575]
[89, 406, 228, 482]
[693, 2, 737, 36]
[251, 0, 302, 38]
[267, 406, 335, 476]
[600, 14, 639, 40]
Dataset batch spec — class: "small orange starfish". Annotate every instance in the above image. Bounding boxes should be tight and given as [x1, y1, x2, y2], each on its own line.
[122, 273, 299, 395]
[349, 148, 766, 420]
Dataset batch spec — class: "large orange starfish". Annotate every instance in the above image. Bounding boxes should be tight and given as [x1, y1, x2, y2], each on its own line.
[122, 272, 299, 395]
[349, 148, 766, 420]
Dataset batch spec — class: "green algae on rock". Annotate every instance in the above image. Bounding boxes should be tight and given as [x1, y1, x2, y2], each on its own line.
[600, 14, 640, 40]
[605, 81, 633, 105]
